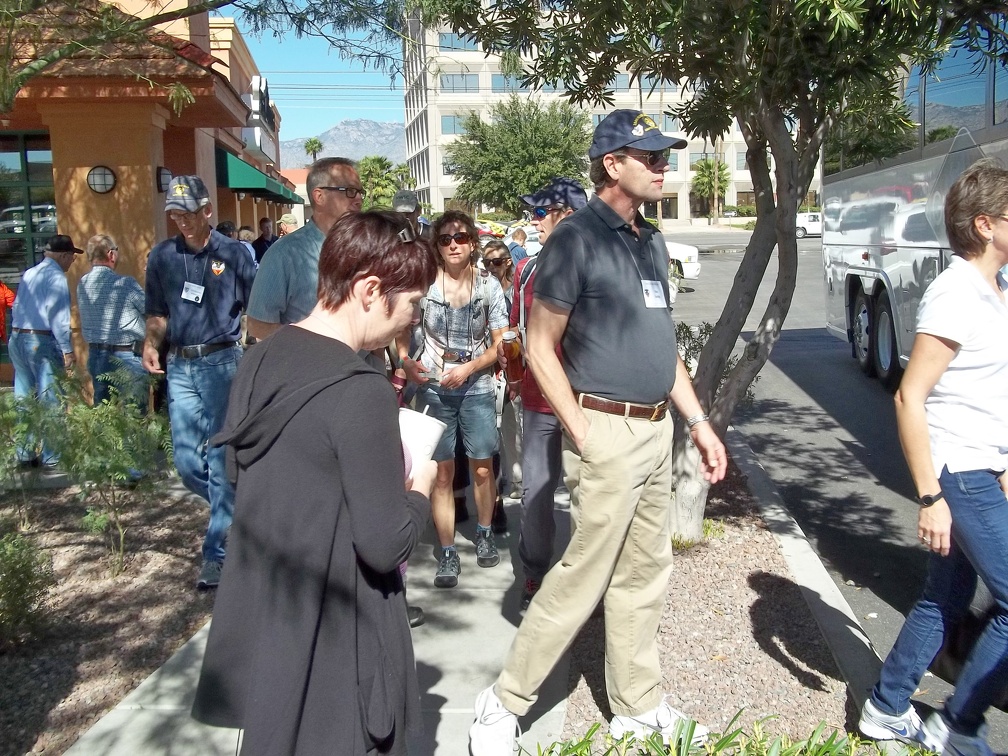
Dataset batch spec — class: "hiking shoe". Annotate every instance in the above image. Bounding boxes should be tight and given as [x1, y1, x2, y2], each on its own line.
[858, 698, 923, 744]
[469, 685, 520, 756]
[920, 712, 994, 756]
[519, 578, 541, 613]
[491, 498, 508, 534]
[609, 698, 709, 745]
[475, 529, 500, 568]
[434, 549, 461, 588]
[196, 560, 223, 590]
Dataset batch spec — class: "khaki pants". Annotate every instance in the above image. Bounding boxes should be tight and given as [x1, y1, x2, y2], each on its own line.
[496, 408, 674, 717]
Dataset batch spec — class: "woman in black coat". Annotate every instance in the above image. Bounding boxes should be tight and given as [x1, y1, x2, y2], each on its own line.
[192, 211, 439, 755]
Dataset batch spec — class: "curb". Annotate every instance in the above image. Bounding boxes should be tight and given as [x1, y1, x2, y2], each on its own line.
[725, 426, 882, 709]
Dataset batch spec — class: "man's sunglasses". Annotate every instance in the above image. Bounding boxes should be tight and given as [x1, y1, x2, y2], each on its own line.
[437, 232, 473, 246]
[318, 186, 365, 199]
[624, 148, 670, 167]
[532, 205, 565, 220]
[484, 257, 509, 267]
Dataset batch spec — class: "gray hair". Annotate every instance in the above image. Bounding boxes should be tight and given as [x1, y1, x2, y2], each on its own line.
[306, 157, 357, 208]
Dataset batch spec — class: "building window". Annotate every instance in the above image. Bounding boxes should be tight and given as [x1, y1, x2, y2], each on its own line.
[491, 74, 528, 93]
[662, 114, 680, 132]
[661, 196, 678, 220]
[614, 74, 630, 92]
[442, 159, 458, 175]
[642, 201, 658, 219]
[593, 114, 606, 127]
[0, 132, 56, 284]
[737, 191, 756, 206]
[689, 152, 704, 169]
[440, 73, 480, 93]
[736, 152, 747, 171]
[668, 153, 679, 172]
[438, 33, 479, 51]
[441, 115, 466, 135]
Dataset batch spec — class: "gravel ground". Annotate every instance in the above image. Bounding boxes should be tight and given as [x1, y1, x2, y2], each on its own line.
[1, 459, 855, 755]
[562, 461, 856, 743]
[0, 479, 214, 756]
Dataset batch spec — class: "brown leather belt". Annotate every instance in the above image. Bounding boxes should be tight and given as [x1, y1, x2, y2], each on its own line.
[89, 342, 138, 353]
[169, 341, 238, 359]
[576, 392, 669, 421]
[12, 328, 53, 336]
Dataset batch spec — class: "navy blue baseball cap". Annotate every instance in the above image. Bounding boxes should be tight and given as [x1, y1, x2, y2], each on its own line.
[520, 178, 588, 210]
[588, 109, 687, 159]
[165, 175, 211, 213]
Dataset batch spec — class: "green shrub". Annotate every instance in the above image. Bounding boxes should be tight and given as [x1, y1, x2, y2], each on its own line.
[736, 205, 757, 217]
[744, 220, 757, 231]
[479, 211, 518, 223]
[0, 531, 55, 647]
[676, 321, 758, 410]
[0, 390, 48, 530]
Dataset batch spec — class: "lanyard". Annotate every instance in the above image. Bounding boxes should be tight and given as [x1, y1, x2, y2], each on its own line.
[616, 226, 660, 283]
[183, 251, 208, 286]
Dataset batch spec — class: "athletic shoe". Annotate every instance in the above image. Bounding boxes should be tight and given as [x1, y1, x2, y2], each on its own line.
[491, 498, 508, 534]
[469, 685, 520, 756]
[858, 698, 924, 744]
[196, 559, 223, 590]
[434, 549, 461, 588]
[919, 711, 994, 756]
[519, 578, 541, 613]
[609, 698, 709, 745]
[475, 529, 500, 568]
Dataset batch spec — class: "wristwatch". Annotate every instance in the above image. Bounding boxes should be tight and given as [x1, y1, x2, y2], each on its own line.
[918, 491, 944, 507]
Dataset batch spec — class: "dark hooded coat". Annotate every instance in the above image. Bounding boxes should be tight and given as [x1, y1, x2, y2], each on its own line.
[191, 326, 430, 755]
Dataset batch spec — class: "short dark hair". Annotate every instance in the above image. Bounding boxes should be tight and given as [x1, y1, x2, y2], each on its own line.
[433, 210, 481, 266]
[945, 158, 1008, 258]
[589, 150, 628, 190]
[259, 217, 271, 228]
[216, 221, 236, 238]
[317, 210, 438, 311]
[307, 157, 357, 209]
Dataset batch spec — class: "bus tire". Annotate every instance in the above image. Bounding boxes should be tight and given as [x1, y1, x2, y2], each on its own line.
[873, 290, 902, 390]
[852, 289, 876, 377]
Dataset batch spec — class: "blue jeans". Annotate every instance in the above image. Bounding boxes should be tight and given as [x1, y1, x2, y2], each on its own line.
[518, 409, 563, 581]
[416, 386, 498, 461]
[166, 345, 241, 564]
[9, 331, 62, 464]
[88, 348, 147, 408]
[872, 467, 1008, 735]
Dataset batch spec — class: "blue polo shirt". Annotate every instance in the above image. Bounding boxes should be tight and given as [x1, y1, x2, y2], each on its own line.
[145, 230, 256, 347]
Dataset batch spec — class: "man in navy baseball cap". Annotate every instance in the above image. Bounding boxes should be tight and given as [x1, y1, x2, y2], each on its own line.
[588, 109, 687, 159]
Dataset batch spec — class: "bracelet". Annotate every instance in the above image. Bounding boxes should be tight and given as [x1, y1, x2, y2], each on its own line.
[686, 413, 710, 428]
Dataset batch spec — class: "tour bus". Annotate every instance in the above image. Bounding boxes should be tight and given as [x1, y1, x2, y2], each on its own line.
[824, 129, 1008, 388]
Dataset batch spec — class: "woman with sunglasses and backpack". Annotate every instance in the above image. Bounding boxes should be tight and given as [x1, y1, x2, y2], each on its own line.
[398, 211, 509, 588]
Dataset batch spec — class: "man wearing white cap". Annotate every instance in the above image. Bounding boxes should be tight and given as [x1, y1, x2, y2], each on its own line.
[470, 110, 727, 754]
[143, 175, 256, 590]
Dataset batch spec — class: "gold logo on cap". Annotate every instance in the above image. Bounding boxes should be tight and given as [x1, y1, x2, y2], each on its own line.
[173, 183, 189, 196]
[632, 114, 659, 134]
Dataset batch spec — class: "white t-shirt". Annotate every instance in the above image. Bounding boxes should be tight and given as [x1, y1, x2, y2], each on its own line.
[915, 255, 1008, 474]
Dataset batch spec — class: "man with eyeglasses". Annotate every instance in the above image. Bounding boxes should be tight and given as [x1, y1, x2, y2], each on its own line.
[246, 157, 363, 341]
[77, 234, 147, 406]
[9, 233, 83, 468]
[470, 110, 728, 754]
[143, 175, 257, 590]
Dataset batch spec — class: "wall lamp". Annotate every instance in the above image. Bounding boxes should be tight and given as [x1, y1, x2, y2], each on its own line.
[156, 167, 173, 193]
[87, 166, 116, 194]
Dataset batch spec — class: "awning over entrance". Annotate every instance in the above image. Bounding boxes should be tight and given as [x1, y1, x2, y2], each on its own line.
[215, 148, 303, 205]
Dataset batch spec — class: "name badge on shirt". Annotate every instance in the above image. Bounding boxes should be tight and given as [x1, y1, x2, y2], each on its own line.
[641, 280, 667, 308]
[181, 281, 205, 304]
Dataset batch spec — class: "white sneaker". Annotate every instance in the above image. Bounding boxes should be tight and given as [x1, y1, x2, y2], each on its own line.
[469, 685, 520, 756]
[919, 712, 994, 756]
[609, 698, 709, 745]
[858, 698, 924, 743]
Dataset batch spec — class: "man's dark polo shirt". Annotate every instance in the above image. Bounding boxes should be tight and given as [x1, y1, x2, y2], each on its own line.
[533, 195, 678, 405]
[252, 235, 275, 264]
[145, 229, 257, 347]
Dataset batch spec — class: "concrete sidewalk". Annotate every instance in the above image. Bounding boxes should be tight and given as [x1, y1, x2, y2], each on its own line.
[64, 491, 572, 755]
[62, 427, 893, 755]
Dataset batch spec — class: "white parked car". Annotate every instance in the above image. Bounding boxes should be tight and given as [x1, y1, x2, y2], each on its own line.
[795, 211, 823, 238]
[667, 241, 701, 280]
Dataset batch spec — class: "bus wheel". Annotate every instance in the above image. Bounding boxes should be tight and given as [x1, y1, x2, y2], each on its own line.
[852, 290, 876, 376]
[873, 291, 902, 390]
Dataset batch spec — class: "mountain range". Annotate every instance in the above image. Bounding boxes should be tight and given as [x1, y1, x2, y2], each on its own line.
[279, 119, 406, 169]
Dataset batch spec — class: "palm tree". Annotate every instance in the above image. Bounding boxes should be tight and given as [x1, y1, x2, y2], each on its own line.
[690, 157, 731, 218]
[392, 162, 415, 190]
[356, 155, 398, 209]
[303, 137, 324, 164]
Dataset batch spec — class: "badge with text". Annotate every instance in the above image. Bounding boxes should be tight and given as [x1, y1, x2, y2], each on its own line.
[211, 260, 226, 276]
[641, 279, 667, 308]
[181, 281, 205, 304]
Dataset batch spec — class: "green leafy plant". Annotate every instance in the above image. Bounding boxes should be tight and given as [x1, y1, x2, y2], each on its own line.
[0, 530, 55, 647]
[676, 322, 758, 411]
[43, 375, 172, 576]
[0, 390, 49, 530]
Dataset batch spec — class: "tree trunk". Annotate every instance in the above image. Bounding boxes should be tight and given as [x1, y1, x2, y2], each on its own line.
[669, 415, 710, 542]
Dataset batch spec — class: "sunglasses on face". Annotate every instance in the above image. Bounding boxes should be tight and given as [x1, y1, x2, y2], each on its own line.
[318, 186, 365, 199]
[624, 148, 671, 166]
[484, 257, 509, 267]
[437, 232, 473, 247]
[532, 205, 564, 220]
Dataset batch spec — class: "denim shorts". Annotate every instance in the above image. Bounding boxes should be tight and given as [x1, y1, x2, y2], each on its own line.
[417, 386, 498, 461]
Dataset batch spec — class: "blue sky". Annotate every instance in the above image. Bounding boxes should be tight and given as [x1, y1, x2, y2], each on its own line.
[238, 23, 405, 140]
